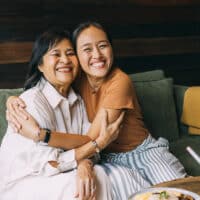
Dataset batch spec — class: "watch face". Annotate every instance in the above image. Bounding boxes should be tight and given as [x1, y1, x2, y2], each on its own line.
[129, 187, 200, 200]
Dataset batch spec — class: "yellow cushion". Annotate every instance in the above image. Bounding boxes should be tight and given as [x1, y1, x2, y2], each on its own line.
[188, 126, 200, 135]
[181, 87, 200, 135]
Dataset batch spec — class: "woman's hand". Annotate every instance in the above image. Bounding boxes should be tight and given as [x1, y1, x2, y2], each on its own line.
[96, 109, 124, 150]
[17, 113, 40, 142]
[6, 96, 40, 141]
[6, 96, 28, 132]
[75, 159, 96, 200]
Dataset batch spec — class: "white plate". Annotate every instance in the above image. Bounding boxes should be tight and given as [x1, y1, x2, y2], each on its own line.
[129, 187, 200, 200]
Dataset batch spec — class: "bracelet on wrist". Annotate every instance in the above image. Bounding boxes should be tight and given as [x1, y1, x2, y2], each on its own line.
[91, 140, 100, 153]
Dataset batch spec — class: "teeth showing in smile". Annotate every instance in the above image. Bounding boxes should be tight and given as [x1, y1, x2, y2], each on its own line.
[57, 67, 72, 72]
[91, 62, 104, 68]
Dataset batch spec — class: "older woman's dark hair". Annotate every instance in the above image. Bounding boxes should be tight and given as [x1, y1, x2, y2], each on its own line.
[72, 21, 113, 52]
[24, 29, 70, 90]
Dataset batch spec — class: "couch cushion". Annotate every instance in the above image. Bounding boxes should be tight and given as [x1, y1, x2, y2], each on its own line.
[0, 88, 23, 143]
[131, 77, 179, 141]
[129, 69, 165, 82]
[170, 135, 200, 176]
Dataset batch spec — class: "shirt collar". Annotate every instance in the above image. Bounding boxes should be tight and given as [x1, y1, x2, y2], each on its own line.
[39, 78, 79, 109]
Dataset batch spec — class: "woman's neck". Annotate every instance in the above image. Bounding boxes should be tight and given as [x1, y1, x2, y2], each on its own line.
[87, 75, 104, 92]
[55, 84, 70, 97]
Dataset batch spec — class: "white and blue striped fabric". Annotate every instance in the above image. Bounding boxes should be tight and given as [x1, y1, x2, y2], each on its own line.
[101, 163, 151, 200]
[102, 134, 187, 185]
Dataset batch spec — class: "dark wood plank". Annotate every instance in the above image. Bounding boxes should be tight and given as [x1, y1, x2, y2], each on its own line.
[1, 4, 200, 24]
[0, 63, 27, 88]
[1, 36, 200, 64]
[1, 22, 200, 42]
[43, 6, 200, 24]
[43, 0, 200, 6]
[0, 42, 33, 64]
[117, 54, 200, 86]
[1, 3, 200, 42]
[0, 63, 28, 78]
[114, 36, 200, 57]
[0, 82, 23, 89]
[0, 1, 43, 15]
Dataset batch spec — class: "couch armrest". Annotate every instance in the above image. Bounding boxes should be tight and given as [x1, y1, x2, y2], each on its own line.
[0, 88, 23, 144]
[173, 85, 190, 136]
[173, 85, 200, 175]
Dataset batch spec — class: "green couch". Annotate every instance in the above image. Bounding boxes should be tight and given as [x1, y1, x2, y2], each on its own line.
[0, 70, 200, 176]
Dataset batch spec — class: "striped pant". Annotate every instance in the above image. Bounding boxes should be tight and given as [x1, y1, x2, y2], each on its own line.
[102, 134, 187, 185]
[101, 163, 150, 200]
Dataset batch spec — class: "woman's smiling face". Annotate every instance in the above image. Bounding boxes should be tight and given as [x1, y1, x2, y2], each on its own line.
[76, 26, 113, 79]
[38, 39, 79, 95]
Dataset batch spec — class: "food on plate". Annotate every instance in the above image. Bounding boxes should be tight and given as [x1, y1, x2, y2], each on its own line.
[133, 190, 195, 200]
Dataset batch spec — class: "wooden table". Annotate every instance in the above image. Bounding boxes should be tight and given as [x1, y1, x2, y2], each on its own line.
[154, 176, 200, 195]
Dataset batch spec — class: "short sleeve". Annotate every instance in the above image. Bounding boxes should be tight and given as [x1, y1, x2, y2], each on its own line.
[101, 72, 134, 110]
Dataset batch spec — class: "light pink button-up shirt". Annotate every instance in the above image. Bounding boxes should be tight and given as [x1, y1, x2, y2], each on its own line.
[0, 78, 90, 185]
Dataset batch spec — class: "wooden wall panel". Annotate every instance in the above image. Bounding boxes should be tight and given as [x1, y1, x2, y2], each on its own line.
[0, 63, 27, 88]
[0, 42, 32, 64]
[0, 0, 200, 88]
[114, 36, 200, 57]
[117, 54, 200, 86]
[1, 36, 200, 63]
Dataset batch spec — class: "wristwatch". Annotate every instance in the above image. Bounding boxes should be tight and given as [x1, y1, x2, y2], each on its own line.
[41, 128, 51, 143]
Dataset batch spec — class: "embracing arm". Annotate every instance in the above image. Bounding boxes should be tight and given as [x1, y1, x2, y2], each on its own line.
[7, 96, 124, 151]
[43, 107, 123, 152]
[48, 131, 90, 150]
[6, 96, 91, 149]
[75, 108, 124, 161]
[7, 96, 124, 163]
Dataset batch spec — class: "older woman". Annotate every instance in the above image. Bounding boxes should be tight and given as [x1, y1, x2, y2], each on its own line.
[4, 27, 151, 200]
[0, 28, 126, 200]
